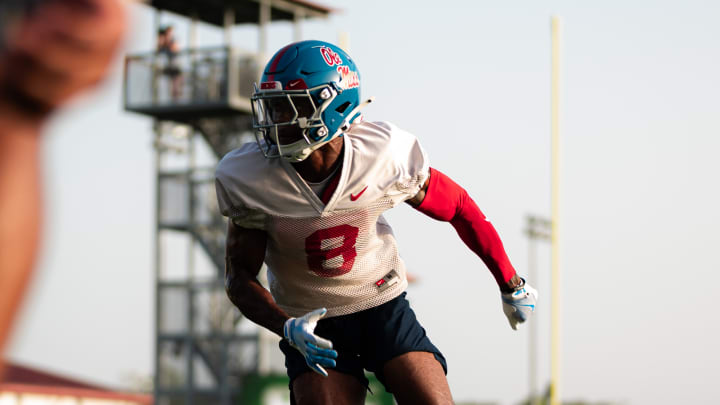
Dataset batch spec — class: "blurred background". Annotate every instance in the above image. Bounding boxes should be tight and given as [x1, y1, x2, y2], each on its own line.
[3, 0, 719, 404]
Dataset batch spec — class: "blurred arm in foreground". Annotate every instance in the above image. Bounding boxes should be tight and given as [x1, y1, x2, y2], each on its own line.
[0, 0, 126, 372]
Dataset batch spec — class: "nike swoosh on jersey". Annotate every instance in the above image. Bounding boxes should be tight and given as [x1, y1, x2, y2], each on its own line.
[350, 186, 368, 201]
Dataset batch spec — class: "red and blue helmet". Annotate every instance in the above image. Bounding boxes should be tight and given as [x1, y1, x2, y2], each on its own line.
[251, 40, 372, 162]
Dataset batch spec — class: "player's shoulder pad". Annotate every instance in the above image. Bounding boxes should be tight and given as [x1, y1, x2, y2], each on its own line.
[346, 120, 422, 162]
[344, 121, 429, 200]
[215, 141, 269, 186]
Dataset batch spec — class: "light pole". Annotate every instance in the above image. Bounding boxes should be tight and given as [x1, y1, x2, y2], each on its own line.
[525, 215, 551, 405]
[550, 15, 563, 405]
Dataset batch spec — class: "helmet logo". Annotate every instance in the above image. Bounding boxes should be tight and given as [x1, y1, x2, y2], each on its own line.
[336, 66, 359, 89]
[320, 46, 343, 66]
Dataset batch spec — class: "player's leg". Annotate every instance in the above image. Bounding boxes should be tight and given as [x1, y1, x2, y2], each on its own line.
[382, 351, 453, 405]
[291, 369, 366, 405]
[364, 292, 453, 404]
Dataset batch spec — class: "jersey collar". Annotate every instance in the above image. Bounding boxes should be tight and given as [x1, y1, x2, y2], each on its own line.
[280, 135, 353, 214]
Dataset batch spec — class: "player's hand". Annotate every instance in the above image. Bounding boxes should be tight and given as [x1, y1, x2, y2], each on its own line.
[0, 0, 126, 122]
[283, 308, 337, 377]
[501, 278, 537, 330]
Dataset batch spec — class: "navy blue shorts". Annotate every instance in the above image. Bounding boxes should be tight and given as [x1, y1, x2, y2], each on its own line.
[279, 292, 447, 392]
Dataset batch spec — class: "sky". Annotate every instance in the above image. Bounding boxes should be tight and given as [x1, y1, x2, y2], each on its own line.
[6, 0, 720, 404]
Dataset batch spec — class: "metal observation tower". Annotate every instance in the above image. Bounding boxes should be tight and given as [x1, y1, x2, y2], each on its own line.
[122, 1, 331, 404]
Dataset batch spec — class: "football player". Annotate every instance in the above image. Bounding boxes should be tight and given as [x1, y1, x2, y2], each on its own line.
[0, 0, 126, 374]
[215, 40, 537, 405]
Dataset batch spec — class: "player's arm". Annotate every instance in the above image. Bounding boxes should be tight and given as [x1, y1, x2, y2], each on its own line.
[0, 0, 126, 362]
[405, 168, 521, 291]
[224, 220, 338, 375]
[406, 168, 537, 329]
[224, 220, 287, 337]
[0, 112, 42, 360]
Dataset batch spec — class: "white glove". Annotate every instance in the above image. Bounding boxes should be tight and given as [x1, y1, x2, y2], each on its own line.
[283, 308, 338, 377]
[501, 278, 538, 330]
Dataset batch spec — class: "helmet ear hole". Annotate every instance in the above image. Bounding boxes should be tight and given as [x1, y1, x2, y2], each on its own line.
[335, 101, 352, 114]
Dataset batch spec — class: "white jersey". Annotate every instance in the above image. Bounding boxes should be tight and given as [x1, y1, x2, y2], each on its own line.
[215, 121, 429, 317]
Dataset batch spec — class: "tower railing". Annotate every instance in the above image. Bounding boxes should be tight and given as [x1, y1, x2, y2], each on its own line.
[124, 46, 261, 121]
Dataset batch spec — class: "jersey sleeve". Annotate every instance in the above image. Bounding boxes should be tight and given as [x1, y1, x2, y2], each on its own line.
[215, 178, 268, 230]
[379, 122, 430, 202]
[214, 148, 270, 230]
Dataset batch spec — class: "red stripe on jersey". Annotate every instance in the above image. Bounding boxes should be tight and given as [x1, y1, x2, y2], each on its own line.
[415, 168, 517, 287]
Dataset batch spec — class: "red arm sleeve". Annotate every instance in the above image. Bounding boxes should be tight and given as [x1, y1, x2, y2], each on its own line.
[415, 168, 517, 287]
